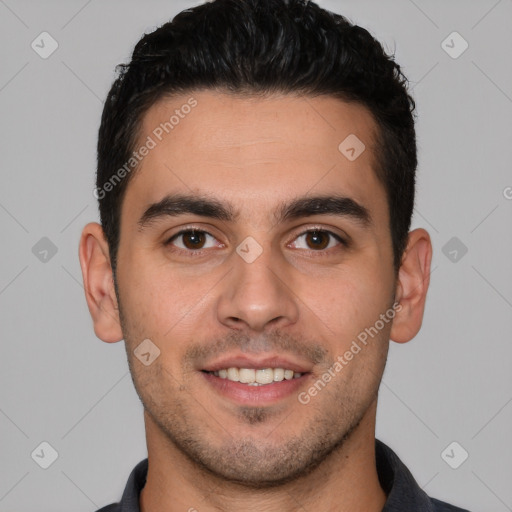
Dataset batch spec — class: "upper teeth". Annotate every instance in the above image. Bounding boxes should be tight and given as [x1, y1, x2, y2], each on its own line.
[211, 368, 302, 385]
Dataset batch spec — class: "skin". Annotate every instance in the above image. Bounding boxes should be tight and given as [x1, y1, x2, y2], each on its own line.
[79, 90, 432, 512]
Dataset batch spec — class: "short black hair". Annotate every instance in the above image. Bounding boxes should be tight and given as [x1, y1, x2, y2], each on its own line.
[96, 0, 416, 275]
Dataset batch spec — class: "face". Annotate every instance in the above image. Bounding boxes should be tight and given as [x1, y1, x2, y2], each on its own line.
[114, 91, 398, 485]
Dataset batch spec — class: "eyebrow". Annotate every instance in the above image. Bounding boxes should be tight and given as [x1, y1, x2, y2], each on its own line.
[137, 193, 371, 229]
[138, 195, 235, 228]
[277, 195, 371, 226]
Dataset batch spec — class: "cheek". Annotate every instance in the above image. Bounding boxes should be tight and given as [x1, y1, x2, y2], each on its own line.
[117, 256, 218, 344]
[299, 264, 394, 345]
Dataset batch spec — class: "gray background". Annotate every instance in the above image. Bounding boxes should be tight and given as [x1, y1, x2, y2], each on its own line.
[0, 0, 511, 510]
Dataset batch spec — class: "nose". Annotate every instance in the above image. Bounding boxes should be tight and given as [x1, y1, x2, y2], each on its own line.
[216, 244, 300, 333]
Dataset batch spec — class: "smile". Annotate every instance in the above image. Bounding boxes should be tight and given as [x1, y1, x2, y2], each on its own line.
[205, 367, 303, 385]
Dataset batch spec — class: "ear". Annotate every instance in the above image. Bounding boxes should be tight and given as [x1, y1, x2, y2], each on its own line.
[390, 228, 432, 343]
[78, 222, 123, 343]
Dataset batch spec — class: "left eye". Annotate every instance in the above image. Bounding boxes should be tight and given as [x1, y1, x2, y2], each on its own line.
[167, 230, 219, 250]
[291, 230, 343, 250]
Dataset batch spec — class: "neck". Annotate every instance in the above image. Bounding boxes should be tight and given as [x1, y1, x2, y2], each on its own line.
[140, 401, 386, 512]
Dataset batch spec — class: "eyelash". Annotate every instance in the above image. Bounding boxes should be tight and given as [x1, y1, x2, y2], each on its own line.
[164, 227, 348, 256]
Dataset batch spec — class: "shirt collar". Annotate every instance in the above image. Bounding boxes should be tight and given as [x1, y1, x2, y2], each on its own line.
[118, 458, 146, 512]
[376, 439, 435, 511]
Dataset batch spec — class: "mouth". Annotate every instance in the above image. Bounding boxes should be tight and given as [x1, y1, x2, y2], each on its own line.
[200, 356, 312, 405]
[203, 367, 303, 386]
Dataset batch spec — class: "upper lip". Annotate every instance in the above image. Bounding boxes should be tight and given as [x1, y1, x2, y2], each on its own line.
[201, 354, 313, 373]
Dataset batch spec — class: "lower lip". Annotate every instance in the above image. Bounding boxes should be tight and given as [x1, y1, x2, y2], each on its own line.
[202, 372, 308, 405]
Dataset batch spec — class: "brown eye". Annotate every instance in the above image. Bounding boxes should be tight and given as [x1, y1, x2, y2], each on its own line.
[291, 229, 345, 251]
[182, 230, 206, 249]
[167, 230, 218, 251]
[305, 231, 330, 250]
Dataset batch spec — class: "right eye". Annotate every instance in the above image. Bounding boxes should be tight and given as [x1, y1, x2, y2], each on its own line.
[165, 229, 222, 253]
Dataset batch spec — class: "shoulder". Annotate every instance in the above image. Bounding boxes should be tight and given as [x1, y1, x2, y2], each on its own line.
[375, 439, 472, 512]
[93, 458, 148, 512]
[431, 497, 471, 512]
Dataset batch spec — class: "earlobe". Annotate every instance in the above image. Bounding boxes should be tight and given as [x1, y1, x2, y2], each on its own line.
[78, 222, 123, 343]
[390, 228, 432, 344]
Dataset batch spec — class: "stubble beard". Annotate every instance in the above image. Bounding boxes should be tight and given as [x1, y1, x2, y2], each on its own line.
[126, 349, 384, 488]
[117, 290, 388, 488]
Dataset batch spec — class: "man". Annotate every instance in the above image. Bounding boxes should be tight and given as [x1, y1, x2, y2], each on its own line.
[79, 0, 470, 510]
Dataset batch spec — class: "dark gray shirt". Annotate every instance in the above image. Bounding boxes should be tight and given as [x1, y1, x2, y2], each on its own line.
[96, 439, 470, 511]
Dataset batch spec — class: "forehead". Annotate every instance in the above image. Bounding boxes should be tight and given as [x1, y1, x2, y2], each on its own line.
[123, 90, 387, 224]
